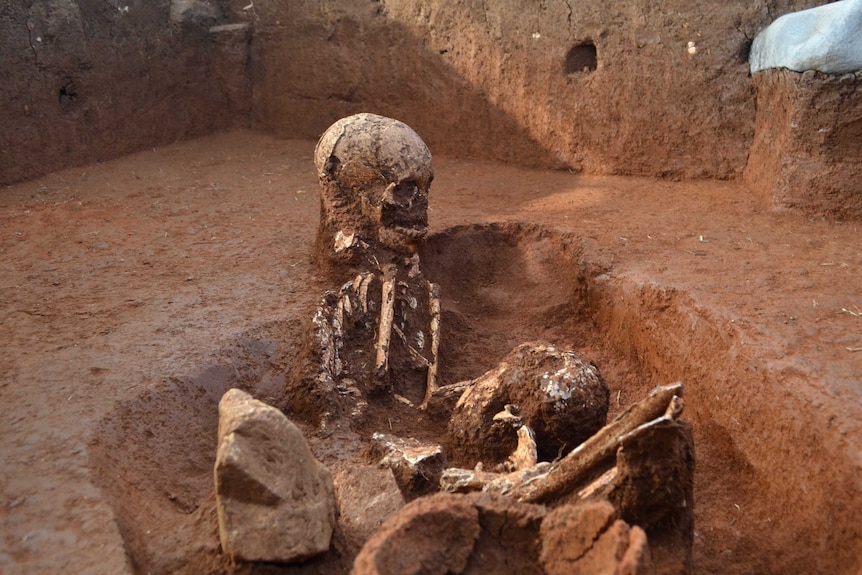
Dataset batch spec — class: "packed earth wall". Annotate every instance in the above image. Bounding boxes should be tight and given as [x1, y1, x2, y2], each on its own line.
[251, 0, 822, 178]
[588, 274, 862, 574]
[0, 0, 252, 186]
[2, 0, 827, 186]
[745, 69, 862, 220]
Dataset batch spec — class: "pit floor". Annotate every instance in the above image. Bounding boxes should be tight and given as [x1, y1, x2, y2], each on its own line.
[1, 130, 860, 574]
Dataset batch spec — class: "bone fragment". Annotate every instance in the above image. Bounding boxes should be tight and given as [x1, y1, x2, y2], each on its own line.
[375, 265, 397, 373]
[511, 425, 538, 471]
[440, 462, 552, 494]
[394, 394, 415, 407]
[619, 393, 684, 445]
[576, 466, 618, 501]
[392, 324, 430, 368]
[340, 292, 353, 316]
[333, 230, 356, 253]
[439, 467, 502, 493]
[438, 384, 684, 503]
[507, 382, 685, 503]
[492, 404, 523, 428]
[407, 253, 422, 279]
[420, 282, 441, 410]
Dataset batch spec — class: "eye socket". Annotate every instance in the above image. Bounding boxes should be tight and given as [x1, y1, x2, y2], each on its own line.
[394, 182, 418, 201]
[386, 181, 422, 206]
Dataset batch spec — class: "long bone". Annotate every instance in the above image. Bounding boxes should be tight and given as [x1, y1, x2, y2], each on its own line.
[420, 282, 441, 410]
[375, 264, 397, 374]
[511, 382, 684, 503]
[439, 383, 685, 504]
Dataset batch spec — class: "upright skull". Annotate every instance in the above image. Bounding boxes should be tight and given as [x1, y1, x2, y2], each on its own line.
[314, 113, 433, 268]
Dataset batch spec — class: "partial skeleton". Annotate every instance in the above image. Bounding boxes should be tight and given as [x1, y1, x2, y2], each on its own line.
[286, 114, 441, 424]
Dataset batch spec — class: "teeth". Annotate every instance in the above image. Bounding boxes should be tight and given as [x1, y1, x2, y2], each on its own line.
[391, 226, 428, 239]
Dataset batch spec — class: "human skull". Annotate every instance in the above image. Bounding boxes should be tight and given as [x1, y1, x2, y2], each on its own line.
[447, 343, 609, 467]
[314, 113, 433, 260]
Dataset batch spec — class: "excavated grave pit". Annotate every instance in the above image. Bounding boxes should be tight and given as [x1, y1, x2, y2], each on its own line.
[89, 222, 851, 575]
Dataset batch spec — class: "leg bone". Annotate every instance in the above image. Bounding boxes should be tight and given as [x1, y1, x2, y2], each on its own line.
[420, 282, 441, 409]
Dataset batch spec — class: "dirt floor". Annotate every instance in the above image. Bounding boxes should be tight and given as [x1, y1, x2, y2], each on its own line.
[1, 129, 861, 575]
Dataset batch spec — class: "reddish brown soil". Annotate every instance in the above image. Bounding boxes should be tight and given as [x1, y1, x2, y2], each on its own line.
[745, 69, 862, 220]
[1, 130, 861, 575]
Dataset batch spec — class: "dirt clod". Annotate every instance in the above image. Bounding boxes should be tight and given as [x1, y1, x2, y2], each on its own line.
[215, 389, 336, 563]
[540, 501, 651, 575]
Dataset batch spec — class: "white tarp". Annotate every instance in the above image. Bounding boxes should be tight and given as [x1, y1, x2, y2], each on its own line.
[750, 0, 862, 74]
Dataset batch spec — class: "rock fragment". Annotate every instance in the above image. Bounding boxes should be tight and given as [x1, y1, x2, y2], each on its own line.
[214, 388, 335, 563]
[352, 492, 546, 575]
[540, 500, 651, 575]
[334, 465, 405, 550]
[352, 493, 479, 575]
[461, 493, 546, 575]
[369, 432, 445, 500]
[609, 419, 694, 574]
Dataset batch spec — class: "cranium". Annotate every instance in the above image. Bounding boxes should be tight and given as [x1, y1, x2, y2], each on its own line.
[314, 113, 433, 263]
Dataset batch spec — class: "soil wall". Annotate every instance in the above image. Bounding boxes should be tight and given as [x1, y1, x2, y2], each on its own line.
[590, 274, 862, 575]
[0, 0, 252, 186]
[745, 69, 862, 220]
[2, 1, 839, 186]
[251, 0, 820, 179]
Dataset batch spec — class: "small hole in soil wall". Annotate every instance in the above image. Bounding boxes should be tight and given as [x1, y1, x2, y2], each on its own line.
[58, 81, 78, 109]
[564, 42, 597, 74]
